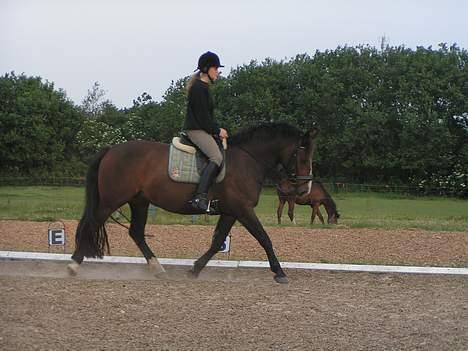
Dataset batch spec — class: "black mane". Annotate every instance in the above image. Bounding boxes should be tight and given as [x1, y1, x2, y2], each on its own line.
[228, 122, 302, 146]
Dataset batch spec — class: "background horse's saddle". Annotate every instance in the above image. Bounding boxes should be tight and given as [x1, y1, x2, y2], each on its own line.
[168, 133, 226, 184]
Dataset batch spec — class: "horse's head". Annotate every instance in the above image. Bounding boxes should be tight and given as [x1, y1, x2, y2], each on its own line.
[327, 211, 340, 224]
[279, 127, 319, 197]
[230, 122, 319, 196]
[276, 165, 295, 196]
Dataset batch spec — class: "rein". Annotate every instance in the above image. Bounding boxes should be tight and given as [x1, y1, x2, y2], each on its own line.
[109, 208, 131, 230]
[236, 144, 313, 184]
[109, 208, 155, 237]
[110, 208, 154, 237]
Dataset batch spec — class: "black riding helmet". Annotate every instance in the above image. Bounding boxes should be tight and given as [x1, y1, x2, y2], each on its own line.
[196, 51, 224, 73]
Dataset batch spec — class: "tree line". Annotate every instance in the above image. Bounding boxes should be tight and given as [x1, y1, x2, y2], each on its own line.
[0, 43, 466, 196]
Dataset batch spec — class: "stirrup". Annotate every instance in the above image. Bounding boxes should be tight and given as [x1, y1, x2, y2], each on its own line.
[205, 199, 220, 214]
[189, 197, 220, 215]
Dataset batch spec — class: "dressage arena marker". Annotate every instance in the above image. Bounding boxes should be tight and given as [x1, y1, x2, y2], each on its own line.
[0, 251, 467, 275]
[47, 221, 66, 253]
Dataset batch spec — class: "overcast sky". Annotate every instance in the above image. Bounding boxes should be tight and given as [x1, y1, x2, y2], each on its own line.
[1, 0, 467, 108]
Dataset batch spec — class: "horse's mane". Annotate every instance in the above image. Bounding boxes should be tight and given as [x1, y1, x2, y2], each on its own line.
[228, 122, 302, 146]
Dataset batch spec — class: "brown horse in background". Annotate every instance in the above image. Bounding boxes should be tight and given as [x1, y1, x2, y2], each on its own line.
[277, 178, 340, 225]
[68, 123, 319, 284]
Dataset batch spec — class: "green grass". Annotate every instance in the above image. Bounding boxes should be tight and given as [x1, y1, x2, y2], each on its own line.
[258, 189, 468, 231]
[332, 192, 468, 231]
[0, 186, 467, 231]
[0, 186, 84, 221]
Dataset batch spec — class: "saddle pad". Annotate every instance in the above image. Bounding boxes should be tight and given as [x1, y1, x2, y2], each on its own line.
[168, 145, 226, 184]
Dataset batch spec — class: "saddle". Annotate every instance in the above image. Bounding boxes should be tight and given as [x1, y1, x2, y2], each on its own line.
[168, 132, 227, 184]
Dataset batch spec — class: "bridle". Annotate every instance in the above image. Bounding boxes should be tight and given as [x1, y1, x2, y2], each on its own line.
[238, 143, 313, 186]
[282, 146, 314, 185]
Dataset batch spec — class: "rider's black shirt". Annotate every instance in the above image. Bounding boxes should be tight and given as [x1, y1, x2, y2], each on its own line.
[184, 79, 220, 135]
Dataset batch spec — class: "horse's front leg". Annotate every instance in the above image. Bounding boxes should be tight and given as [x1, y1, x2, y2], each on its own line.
[277, 198, 285, 224]
[310, 204, 317, 224]
[238, 208, 288, 284]
[287, 199, 296, 224]
[191, 214, 236, 277]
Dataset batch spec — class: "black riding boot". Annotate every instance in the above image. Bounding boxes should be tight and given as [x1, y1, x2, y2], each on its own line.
[190, 161, 219, 212]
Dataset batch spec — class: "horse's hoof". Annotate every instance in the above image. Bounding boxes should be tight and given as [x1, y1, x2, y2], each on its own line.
[154, 271, 169, 279]
[274, 275, 289, 284]
[67, 262, 79, 276]
[187, 268, 199, 279]
[147, 258, 166, 277]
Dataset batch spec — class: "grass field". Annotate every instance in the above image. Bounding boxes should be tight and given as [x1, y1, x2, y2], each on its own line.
[0, 186, 467, 231]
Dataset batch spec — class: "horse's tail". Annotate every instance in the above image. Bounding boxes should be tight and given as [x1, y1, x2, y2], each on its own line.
[75, 147, 111, 258]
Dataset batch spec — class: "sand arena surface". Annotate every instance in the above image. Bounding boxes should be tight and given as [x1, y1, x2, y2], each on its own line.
[0, 220, 467, 350]
[0, 220, 467, 267]
[0, 262, 466, 351]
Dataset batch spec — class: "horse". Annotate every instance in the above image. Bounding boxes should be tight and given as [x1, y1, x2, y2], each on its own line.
[68, 122, 319, 284]
[276, 177, 340, 225]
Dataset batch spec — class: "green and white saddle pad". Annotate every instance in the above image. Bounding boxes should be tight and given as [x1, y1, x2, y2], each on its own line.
[168, 139, 226, 184]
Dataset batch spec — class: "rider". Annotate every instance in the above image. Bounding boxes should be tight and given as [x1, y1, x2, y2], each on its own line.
[184, 51, 229, 212]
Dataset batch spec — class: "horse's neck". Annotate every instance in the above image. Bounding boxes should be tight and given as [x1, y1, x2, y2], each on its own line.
[277, 186, 295, 197]
[239, 139, 288, 165]
[321, 197, 337, 216]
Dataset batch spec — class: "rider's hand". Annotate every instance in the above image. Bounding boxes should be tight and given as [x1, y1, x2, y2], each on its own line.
[219, 128, 229, 139]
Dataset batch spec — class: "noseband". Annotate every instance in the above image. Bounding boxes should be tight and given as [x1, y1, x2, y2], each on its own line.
[282, 146, 313, 186]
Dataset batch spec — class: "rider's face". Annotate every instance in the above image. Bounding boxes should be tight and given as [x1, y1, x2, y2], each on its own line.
[208, 66, 220, 81]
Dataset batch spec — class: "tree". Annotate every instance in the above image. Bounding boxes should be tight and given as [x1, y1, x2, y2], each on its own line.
[76, 119, 126, 160]
[0, 72, 84, 175]
[80, 81, 110, 118]
[213, 44, 467, 185]
[132, 92, 153, 108]
[129, 79, 187, 143]
[2, 43, 467, 188]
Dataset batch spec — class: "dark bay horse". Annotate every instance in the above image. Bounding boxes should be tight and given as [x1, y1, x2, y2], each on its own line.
[277, 179, 340, 225]
[68, 123, 319, 283]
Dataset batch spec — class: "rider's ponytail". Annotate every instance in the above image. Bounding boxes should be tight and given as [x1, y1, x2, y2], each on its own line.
[186, 71, 201, 94]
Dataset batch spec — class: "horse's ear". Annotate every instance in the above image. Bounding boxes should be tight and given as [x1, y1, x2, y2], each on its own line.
[308, 127, 320, 140]
[304, 127, 319, 157]
[301, 127, 319, 147]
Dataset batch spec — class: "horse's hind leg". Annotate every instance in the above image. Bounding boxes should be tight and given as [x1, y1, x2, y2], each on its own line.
[191, 214, 236, 277]
[316, 206, 325, 224]
[310, 205, 317, 224]
[128, 197, 166, 277]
